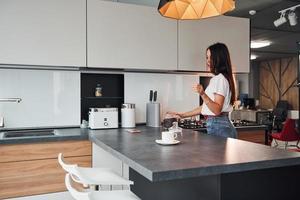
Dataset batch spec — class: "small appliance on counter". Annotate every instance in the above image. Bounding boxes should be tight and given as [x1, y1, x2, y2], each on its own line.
[121, 103, 136, 128]
[146, 90, 160, 127]
[88, 108, 118, 129]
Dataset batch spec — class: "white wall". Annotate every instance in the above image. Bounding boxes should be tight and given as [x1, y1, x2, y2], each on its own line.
[0, 68, 80, 128]
[124, 73, 199, 123]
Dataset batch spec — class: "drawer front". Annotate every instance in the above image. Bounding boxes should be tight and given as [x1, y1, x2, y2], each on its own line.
[237, 130, 265, 144]
[0, 156, 91, 199]
[0, 140, 91, 162]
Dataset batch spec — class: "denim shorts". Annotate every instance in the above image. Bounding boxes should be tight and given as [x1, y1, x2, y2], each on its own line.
[206, 115, 237, 138]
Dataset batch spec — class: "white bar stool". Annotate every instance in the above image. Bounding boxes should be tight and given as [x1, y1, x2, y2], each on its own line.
[58, 153, 133, 190]
[65, 173, 140, 200]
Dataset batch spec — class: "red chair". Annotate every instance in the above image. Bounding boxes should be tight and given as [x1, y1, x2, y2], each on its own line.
[271, 118, 300, 149]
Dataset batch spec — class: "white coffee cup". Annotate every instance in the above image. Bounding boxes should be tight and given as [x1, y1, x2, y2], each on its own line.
[161, 131, 177, 143]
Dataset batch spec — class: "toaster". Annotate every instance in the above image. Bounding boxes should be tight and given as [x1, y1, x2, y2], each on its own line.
[88, 108, 118, 129]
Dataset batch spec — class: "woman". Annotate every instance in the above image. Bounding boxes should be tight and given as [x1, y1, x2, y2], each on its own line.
[168, 43, 237, 138]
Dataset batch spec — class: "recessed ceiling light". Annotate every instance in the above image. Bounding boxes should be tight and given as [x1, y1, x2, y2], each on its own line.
[249, 10, 256, 15]
[250, 55, 257, 60]
[251, 41, 271, 49]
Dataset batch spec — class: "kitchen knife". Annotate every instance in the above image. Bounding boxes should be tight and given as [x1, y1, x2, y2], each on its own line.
[149, 90, 153, 102]
[153, 91, 157, 102]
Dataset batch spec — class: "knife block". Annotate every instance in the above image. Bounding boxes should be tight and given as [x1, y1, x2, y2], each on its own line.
[146, 102, 161, 127]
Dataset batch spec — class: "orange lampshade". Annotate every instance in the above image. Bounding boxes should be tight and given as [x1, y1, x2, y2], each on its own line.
[158, 0, 235, 20]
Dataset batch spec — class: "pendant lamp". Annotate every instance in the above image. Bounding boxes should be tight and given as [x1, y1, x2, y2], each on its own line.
[158, 0, 235, 20]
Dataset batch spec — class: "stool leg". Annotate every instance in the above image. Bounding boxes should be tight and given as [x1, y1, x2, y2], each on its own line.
[285, 141, 288, 149]
[274, 139, 278, 147]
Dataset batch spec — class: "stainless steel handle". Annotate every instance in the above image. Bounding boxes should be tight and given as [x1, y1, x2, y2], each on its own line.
[0, 98, 22, 103]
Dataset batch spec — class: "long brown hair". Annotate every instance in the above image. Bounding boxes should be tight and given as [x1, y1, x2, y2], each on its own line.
[207, 43, 236, 105]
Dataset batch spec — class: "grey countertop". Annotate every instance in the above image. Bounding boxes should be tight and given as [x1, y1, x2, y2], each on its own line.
[0, 127, 89, 144]
[89, 126, 300, 182]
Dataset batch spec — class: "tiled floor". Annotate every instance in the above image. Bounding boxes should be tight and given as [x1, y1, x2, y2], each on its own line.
[5, 192, 74, 200]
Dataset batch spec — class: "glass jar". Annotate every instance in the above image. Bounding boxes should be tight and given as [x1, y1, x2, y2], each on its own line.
[95, 84, 102, 97]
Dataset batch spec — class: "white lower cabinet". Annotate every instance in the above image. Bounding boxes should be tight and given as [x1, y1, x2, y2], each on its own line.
[92, 143, 130, 190]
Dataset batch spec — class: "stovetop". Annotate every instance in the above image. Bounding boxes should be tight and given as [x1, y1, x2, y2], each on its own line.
[178, 119, 206, 129]
[178, 119, 259, 129]
[232, 120, 259, 127]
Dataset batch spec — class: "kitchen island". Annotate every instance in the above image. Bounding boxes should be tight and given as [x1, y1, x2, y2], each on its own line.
[89, 126, 300, 200]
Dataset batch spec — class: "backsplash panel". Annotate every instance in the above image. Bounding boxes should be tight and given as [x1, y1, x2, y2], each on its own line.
[0, 68, 80, 128]
[124, 73, 199, 123]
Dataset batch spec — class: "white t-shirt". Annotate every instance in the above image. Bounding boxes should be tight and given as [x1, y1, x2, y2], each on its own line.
[201, 73, 233, 115]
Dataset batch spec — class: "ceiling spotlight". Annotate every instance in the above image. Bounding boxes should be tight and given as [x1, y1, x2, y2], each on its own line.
[274, 13, 287, 27]
[274, 4, 300, 27]
[288, 11, 298, 26]
[251, 41, 271, 49]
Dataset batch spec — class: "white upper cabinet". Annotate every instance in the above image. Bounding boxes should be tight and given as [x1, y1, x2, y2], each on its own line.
[178, 16, 250, 73]
[87, 0, 177, 70]
[0, 0, 86, 67]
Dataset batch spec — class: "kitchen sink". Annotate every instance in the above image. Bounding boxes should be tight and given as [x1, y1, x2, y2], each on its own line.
[0, 129, 58, 139]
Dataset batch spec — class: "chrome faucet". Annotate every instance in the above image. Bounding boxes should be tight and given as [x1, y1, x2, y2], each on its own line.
[0, 98, 22, 127]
